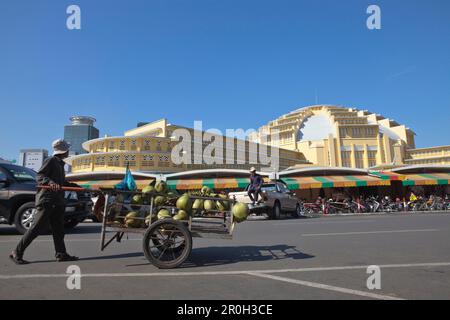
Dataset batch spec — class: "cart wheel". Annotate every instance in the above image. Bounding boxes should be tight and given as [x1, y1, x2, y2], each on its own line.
[143, 219, 192, 269]
[151, 236, 185, 254]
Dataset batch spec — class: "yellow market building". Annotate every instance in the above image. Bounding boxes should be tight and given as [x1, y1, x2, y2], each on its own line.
[249, 105, 450, 169]
[68, 105, 449, 175]
[67, 119, 308, 174]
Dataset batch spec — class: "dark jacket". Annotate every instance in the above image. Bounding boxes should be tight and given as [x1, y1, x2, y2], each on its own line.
[35, 156, 77, 206]
[249, 174, 263, 189]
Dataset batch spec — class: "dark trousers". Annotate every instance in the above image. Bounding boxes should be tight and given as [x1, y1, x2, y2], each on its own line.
[248, 187, 262, 203]
[16, 203, 67, 257]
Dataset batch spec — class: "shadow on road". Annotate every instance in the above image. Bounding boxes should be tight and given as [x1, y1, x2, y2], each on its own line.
[78, 252, 144, 262]
[183, 245, 314, 268]
[6, 245, 314, 267]
[66, 224, 102, 235]
[125, 244, 314, 268]
[7, 252, 145, 265]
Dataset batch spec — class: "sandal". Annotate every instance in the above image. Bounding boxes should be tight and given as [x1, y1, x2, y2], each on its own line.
[9, 252, 29, 265]
[56, 253, 79, 262]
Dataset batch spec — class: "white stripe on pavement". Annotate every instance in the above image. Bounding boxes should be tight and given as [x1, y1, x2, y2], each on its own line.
[274, 219, 376, 225]
[301, 229, 439, 237]
[247, 272, 404, 300]
[1, 262, 450, 279]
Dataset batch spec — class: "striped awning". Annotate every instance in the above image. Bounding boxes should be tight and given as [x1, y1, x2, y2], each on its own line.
[398, 173, 450, 186]
[371, 172, 450, 186]
[166, 177, 270, 190]
[281, 175, 391, 190]
[73, 179, 154, 190]
[370, 172, 406, 181]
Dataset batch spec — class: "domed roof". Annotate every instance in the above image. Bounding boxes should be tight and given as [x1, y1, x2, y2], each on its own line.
[257, 105, 415, 143]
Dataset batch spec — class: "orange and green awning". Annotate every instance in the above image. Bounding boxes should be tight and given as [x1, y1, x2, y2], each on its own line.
[370, 172, 406, 181]
[370, 172, 450, 186]
[72, 172, 450, 192]
[166, 177, 270, 190]
[281, 175, 391, 190]
[398, 173, 450, 186]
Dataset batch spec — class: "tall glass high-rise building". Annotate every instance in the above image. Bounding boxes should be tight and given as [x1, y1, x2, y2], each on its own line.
[64, 116, 99, 155]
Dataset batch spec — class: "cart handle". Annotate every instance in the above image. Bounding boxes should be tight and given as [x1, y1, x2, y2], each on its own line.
[38, 185, 96, 193]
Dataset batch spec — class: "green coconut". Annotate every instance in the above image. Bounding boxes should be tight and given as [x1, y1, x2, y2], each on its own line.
[125, 212, 139, 219]
[216, 201, 226, 211]
[132, 195, 143, 205]
[167, 191, 179, 199]
[201, 186, 211, 195]
[111, 220, 122, 227]
[126, 219, 142, 228]
[157, 209, 171, 219]
[176, 195, 192, 211]
[142, 185, 154, 195]
[154, 195, 166, 206]
[192, 199, 204, 210]
[125, 211, 141, 228]
[155, 181, 167, 193]
[173, 210, 189, 221]
[204, 200, 216, 211]
[192, 199, 204, 215]
[145, 213, 157, 226]
[216, 194, 229, 210]
[232, 202, 249, 223]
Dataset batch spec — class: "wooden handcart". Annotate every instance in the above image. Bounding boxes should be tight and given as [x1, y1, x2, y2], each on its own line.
[99, 189, 237, 269]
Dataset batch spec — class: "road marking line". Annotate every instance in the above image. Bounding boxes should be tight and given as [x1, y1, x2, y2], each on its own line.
[261, 262, 450, 273]
[301, 229, 439, 237]
[274, 219, 376, 225]
[1, 262, 450, 279]
[246, 272, 404, 300]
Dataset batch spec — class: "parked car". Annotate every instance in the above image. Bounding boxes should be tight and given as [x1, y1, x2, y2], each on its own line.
[0, 163, 93, 234]
[229, 180, 303, 219]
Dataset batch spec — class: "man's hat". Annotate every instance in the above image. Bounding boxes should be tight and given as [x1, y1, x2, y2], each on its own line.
[249, 167, 257, 173]
[52, 139, 71, 156]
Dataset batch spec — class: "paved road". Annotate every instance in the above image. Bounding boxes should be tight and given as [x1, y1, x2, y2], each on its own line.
[1, 213, 450, 300]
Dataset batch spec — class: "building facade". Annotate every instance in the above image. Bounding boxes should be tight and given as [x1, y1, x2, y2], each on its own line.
[64, 116, 99, 155]
[67, 119, 308, 174]
[404, 145, 450, 165]
[18, 149, 48, 172]
[249, 105, 448, 169]
[67, 105, 449, 174]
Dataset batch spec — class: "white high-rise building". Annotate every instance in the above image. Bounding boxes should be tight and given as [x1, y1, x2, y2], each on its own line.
[19, 149, 49, 172]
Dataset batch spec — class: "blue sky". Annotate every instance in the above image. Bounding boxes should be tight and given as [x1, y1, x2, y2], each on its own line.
[1, 0, 449, 161]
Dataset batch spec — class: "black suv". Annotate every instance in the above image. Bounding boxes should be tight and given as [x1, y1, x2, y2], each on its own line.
[0, 163, 92, 234]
